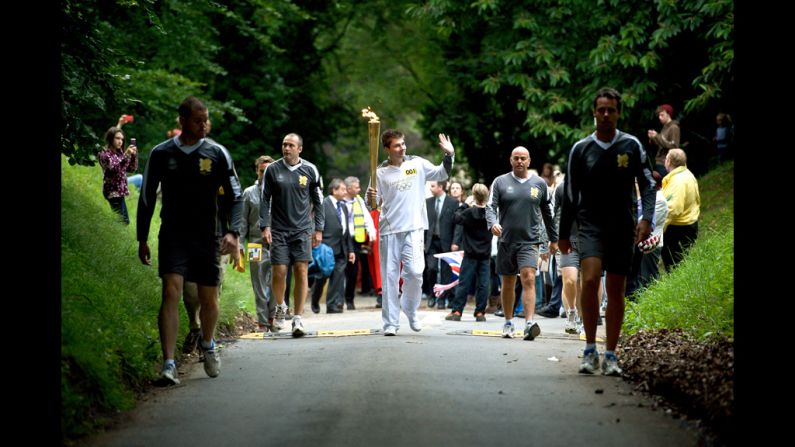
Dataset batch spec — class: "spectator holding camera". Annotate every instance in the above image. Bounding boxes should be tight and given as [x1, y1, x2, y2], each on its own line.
[98, 116, 138, 224]
[646, 104, 680, 177]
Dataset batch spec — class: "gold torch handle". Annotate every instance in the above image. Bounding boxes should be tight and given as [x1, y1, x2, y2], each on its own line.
[368, 121, 380, 209]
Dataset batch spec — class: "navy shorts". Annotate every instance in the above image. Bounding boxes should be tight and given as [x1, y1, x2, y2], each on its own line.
[158, 236, 222, 286]
[270, 228, 313, 265]
[577, 223, 635, 276]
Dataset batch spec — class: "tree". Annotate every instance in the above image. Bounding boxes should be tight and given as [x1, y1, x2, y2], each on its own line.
[60, 0, 357, 189]
[412, 0, 734, 182]
[61, 0, 245, 167]
[314, 0, 470, 185]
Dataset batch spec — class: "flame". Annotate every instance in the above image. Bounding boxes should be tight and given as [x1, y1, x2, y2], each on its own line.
[361, 106, 380, 123]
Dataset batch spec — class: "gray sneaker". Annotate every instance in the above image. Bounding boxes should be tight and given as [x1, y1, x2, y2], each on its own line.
[501, 321, 515, 338]
[579, 349, 600, 374]
[602, 354, 623, 376]
[523, 321, 541, 341]
[159, 363, 180, 385]
[409, 318, 423, 332]
[201, 341, 221, 378]
[273, 303, 287, 331]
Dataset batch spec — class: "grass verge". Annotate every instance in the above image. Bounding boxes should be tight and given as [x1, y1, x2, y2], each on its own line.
[624, 161, 733, 340]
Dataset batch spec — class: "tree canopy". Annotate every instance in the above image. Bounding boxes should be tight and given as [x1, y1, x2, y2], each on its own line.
[411, 0, 733, 181]
[62, 0, 733, 187]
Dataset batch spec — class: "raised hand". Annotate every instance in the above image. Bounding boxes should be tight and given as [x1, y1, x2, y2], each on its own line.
[438, 133, 455, 156]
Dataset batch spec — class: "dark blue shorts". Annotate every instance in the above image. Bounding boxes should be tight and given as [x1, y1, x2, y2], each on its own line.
[576, 223, 634, 276]
[158, 236, 222, 286]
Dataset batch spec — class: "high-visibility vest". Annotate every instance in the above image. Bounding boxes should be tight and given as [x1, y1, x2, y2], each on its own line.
[352, 197, 366, 243]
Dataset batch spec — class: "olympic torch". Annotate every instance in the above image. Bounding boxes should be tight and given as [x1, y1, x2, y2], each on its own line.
[361, 107, 380, 209]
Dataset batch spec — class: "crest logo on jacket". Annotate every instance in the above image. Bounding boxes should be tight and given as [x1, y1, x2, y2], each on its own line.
[199, 158, 212, 175]
[617, 154, 629, 168]
[530, 187, 539, 199]
[299, 175, 308, 187]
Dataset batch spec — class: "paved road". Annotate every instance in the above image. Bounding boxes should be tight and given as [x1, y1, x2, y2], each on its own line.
[83, 295, 700, 447]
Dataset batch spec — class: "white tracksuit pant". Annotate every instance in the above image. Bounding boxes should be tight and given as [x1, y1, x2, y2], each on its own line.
[379, 229, 425, 331]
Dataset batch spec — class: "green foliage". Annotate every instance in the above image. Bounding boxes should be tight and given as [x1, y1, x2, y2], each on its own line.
[412, 0, 734, 182]
[61, 0, 354, 188]
[623, 228, 734, 340]
[623, 162, 734, 340]
[685, 1, 734, 113]
[61, 156, 162, 438]
[61, 0, 244, 167]
[695, 160, 734, 233]
[62, 0, 733, 186]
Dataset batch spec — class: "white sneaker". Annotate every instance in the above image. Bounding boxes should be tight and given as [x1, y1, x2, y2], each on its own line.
[159, 363, 180, 385]
[559, 306, 566, 318]
[564, 310, 578, 334]
[291, 316, 306, 338]
[384, 326, 397, 336]
[201, 341, 221, 378]
[501, 321, 515, 338]
[409, 318, 423, 332]
[273, 303, 287, 331]
[602, 354, 623, 376]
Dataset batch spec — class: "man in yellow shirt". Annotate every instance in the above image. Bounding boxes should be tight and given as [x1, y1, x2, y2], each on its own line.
[661, 148, 700, 272]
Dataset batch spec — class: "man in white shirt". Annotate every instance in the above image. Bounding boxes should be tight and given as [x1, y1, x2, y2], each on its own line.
[366, 129, 455, 335]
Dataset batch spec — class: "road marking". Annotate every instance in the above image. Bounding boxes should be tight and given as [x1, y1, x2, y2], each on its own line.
[448, 329, 525, 337]
[317, 329, 374, 337]
[579, 333, 605, 343]
[255, 328, 383, 339]
[239, 332, 267, 340]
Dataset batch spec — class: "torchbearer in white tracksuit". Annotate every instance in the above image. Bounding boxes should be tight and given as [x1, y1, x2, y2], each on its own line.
[366, 129, 455, 336]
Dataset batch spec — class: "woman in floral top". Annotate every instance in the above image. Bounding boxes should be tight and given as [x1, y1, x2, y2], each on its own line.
[98, 125, 138, 224]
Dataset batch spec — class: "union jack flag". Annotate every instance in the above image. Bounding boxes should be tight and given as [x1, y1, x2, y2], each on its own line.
[431, 250, 464, 297]
[432, 250, 464, 279]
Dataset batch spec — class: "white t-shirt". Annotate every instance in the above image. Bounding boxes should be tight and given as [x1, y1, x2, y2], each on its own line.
[374, 156, 449, 236]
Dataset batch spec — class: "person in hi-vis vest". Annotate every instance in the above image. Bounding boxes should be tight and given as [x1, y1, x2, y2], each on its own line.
[343, 176, 377, 310]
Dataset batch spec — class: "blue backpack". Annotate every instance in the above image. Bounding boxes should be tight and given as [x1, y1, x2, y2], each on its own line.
[308, 243, 335, 278]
